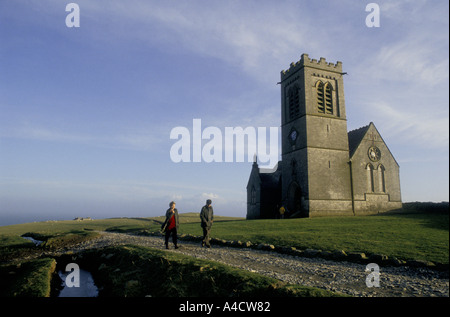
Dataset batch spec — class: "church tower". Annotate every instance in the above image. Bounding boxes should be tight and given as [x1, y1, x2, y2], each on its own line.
[279, 54, 353, 216]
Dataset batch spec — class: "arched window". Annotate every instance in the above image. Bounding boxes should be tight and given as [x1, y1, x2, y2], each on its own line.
[366, 164, 374, 192]
[288, 84, 300, 120]
[378, 165, 386, 192]
[325, 83, 333, 114]
[317, 81, 333, 115]
[317, 81, 325, 113]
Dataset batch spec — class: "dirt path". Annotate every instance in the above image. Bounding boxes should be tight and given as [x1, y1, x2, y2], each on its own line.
[50, 231, 448, 297]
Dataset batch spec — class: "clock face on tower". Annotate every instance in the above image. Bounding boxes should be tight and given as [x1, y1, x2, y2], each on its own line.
[290, 130, 297, 141]
[368, 146, 381, 162]
[288, 128, 298, 146]
[288, 128, 298, 145]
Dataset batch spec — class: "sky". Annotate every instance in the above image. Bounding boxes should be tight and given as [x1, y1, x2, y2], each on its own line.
[0, 0, 448, 226]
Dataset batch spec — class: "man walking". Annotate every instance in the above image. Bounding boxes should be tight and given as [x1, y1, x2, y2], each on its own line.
[200, 199, 214, 248]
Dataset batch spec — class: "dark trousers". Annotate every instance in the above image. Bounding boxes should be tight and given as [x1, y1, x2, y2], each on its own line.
[165, 228, 177, 247]
[202, 226, 211, 246]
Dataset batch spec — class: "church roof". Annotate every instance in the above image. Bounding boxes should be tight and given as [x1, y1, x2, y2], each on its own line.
[348, 124, 370, 157]
[259, 169, 281, 189]
[247, 161, 282, 190]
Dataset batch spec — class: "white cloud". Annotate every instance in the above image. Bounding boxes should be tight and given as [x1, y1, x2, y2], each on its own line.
[347, 0, 449, 153]
[202, 192, 220, 200]
[361, 39, 449, 85]
[354, 0, 449, 86]
[363, 101, 449, 148]
[72, 0, 316, 84]
[170, 194, 183, 201]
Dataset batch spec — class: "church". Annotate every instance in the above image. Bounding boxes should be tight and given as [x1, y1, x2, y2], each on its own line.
[247, 54, 402, 219]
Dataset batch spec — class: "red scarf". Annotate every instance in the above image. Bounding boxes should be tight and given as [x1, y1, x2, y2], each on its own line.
[167, 214, 176, 231]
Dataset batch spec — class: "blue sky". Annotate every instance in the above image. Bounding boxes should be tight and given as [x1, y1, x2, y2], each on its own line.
[0, 0, 448, 225]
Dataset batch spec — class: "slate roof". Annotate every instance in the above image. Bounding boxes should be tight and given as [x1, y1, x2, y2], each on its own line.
[348, 124, 370, 158]
[259, 166, 282, 189]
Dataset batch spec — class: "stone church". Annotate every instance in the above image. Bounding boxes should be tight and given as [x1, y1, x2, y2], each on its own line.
[247, 54, 402, 219]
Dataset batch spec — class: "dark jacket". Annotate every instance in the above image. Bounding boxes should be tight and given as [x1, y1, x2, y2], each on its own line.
[161, 208, 179, 232]
[200, 205, 214, 228]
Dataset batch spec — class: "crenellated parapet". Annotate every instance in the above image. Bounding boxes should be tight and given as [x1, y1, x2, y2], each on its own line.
[281, 53, 343, 81]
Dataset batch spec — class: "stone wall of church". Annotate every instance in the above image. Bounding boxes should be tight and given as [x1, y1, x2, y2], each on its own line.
[308, 200, 354, 216]
[305, 116, 349, 151]
[306, 147, 352, 201]
[246, 201, 261, 219]
[281, 148, 309, 215]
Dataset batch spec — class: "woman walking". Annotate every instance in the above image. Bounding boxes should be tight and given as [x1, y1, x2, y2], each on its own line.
[161, 201, 179, 249]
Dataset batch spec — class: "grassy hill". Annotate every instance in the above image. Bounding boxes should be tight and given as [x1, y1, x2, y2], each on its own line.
[181, 212, 448, 264]
[0, 204, 448, 297]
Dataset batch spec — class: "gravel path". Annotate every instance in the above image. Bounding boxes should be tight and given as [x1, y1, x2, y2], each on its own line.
[55, 231, 449, 298]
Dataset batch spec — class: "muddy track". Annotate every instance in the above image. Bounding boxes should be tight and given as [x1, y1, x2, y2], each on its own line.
[22, 231, 450, 297]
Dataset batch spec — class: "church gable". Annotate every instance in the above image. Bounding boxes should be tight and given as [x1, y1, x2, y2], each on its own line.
[246, 161, 261, 219]
[349, 122, 402, 209]
[246, 162, 282, 219]
[349, 122, 399, 167]
[246, 161, 261, 191]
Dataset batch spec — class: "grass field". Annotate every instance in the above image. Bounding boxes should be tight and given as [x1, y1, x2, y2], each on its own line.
[1, 206, 448, 264]
[179, 212, 449, 264]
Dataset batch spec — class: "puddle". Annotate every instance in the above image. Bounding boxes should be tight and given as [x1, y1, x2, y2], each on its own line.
[57, 269, 99, 297]
[22, 236, 44, 246]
